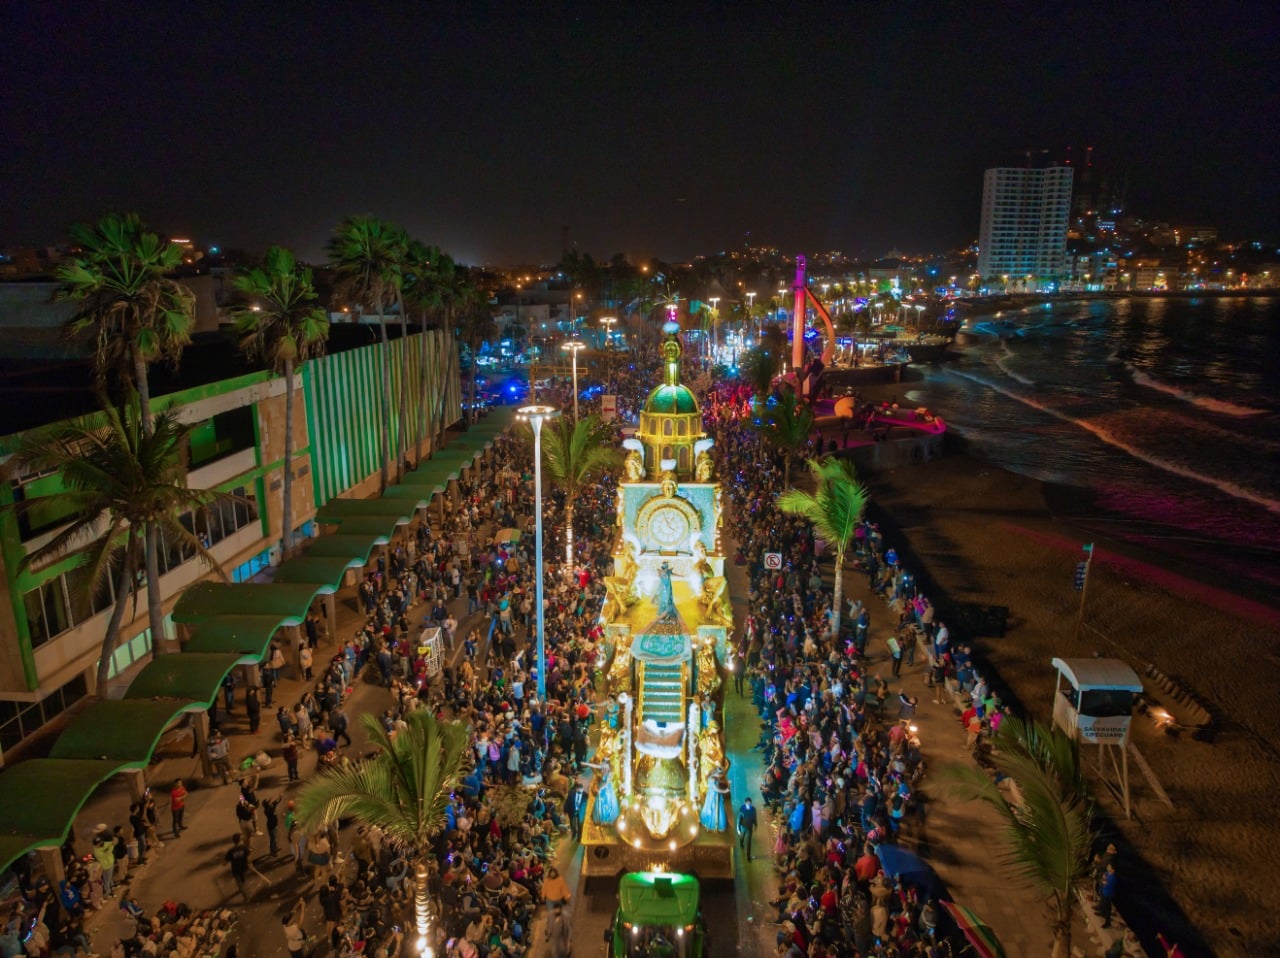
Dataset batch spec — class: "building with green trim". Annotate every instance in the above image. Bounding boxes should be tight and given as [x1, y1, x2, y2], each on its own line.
[0, 323, 461, 758]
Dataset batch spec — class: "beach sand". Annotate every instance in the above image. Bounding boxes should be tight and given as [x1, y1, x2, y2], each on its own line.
[864, 447, 1280, 958]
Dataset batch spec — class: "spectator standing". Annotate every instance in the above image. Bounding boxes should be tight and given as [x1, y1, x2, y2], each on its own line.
[263, 795, 282, 856]
[564, 783, 586, 841]
[208, 730, 232, 785]
[224, 835, 250, 903]
[170, 779, 188, 835]
[737, 797, 758, 862]
[283, 898, 308, 958]
[245, 686, 262, 734]
[283, 735, 301, 782]
[330, 706, 352, 747]
[222, 672, 236, 712]
[545, 903, 572, 958]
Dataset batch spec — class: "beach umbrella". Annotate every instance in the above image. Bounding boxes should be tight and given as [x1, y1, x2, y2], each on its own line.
[494, 528, 522, 544]
[940, 901, 1006, 958]
[875, 844, 939, 895]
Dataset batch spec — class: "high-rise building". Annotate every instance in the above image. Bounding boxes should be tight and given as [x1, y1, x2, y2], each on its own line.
[976, 166, 1074, 285]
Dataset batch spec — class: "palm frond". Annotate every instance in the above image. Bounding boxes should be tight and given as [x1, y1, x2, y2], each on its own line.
[539, 414, 622, 501]
[297, 710, 472, 851]
[940, 718, 1097, 919]
[776, 456, 868, 552]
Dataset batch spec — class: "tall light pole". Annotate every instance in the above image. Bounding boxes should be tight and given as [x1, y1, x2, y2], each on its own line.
[746, 291, 757, 341]
[599, 316, 617, 393]
[707, 297, 720, 361]
[561, 340, 585, 420]
[518, 404, 561, 701]
[599, 315, 617, 348]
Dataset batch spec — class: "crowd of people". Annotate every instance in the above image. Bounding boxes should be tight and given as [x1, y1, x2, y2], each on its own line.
[707, 382, 1020, 958]
[1, 348, 1142, 958]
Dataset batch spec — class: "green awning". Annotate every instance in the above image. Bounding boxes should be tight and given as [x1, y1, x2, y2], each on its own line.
[315, 499, 416, 524]
[304, 535, 381, 563]
[395, 457, 467, 487]
[124, 652, 245, 703]
[309, 516, 403, 540]
[50, 700, 193, 765]
[173, 581, 324, 624]
[182, 615, 292, 655]
[271, 556, 361, 592]
[379, 485, 439, 507]
[0, 758, 122, 842]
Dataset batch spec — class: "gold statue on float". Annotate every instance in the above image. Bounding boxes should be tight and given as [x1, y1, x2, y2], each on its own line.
[695, 643, 722, 699]
[602, 540, 639, 624]
[697, 720, 728, 800]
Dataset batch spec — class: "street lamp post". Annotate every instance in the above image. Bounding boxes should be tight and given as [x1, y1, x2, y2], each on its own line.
[561, 340, 585, 420]
[746, 291, 757, 340]
[707, 297, 720, 361]
[599, 317, 617, 393]
[518, 404, 561, 701]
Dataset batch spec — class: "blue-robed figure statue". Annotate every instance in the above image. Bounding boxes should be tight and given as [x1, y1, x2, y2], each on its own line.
[656, 561, 678, 621]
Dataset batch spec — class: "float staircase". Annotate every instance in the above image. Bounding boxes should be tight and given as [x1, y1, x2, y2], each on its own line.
[639, 662, 685, 725]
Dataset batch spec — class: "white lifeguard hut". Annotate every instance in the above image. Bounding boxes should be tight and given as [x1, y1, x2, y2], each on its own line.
[1051, 657, 1144, 818]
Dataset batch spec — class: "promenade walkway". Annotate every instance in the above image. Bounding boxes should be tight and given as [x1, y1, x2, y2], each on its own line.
[70, 522, 501, 956]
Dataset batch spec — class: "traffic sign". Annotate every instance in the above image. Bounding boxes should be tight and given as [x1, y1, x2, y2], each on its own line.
[1073, 561, 1088, 591]
[764, 552, 783, 570]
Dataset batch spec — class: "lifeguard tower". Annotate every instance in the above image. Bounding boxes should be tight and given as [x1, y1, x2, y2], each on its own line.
[1051, 657, 1144, 818]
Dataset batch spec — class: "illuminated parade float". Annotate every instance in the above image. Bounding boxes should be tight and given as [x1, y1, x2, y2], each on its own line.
[582, 321, 735, 878]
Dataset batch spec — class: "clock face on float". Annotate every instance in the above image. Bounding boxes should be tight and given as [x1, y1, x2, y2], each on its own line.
[636, 495, 701, 553]
[649, 506, 690, 549]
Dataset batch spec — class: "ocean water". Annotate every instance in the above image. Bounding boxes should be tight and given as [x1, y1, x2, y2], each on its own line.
[902, 296, 1280, 598]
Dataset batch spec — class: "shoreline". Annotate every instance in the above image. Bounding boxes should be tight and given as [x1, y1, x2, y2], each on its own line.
[854, 375, 1280, 614]
[950, 289, 1280, 322]
[860, 443, 1280, 957]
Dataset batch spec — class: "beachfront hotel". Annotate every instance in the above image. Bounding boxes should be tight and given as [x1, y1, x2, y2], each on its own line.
[976, 165, 1074, 287]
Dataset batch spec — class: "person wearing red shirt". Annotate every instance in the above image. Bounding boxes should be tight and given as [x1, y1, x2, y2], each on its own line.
[169, 780, 188, 836]
[820, 881, 839, 917]
[854, 845, 880, 882]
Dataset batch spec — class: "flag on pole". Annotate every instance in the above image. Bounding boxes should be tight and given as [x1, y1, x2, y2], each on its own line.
[1082, 542, 1094, 553]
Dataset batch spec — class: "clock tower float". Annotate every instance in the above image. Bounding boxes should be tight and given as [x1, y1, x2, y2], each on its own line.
[583, 318, 735, 878]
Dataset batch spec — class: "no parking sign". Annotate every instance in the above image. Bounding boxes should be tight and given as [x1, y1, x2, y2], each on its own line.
[764, 552, 782, 570]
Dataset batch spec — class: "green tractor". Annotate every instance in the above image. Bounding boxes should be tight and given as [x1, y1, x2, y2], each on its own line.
[608, 871, 707, 958]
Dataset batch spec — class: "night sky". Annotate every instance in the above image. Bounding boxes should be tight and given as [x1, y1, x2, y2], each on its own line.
[3, 1, 1277, 265]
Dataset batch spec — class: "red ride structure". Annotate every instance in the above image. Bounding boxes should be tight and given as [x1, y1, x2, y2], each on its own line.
[789, 254, 837, 396]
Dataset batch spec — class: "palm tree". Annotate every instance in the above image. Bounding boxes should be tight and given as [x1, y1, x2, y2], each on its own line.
[436, 258, 473, 448]
[297, 711, 471, 949]
[535, 414, 622, 569]
[328, 215, 405, 491]
[742, 347, 777, 404]
[388, 225, 413, 475]
[776, 456, 868, 639]
[2, 394, 221, 692]
[57, 212, 196, 657]
[455, 278, 496, 424]
[404, 240, 447, 453]
[231, 246, 331, 554]
[941, 718, 1097, 958]
[752, 389, 815, 488]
